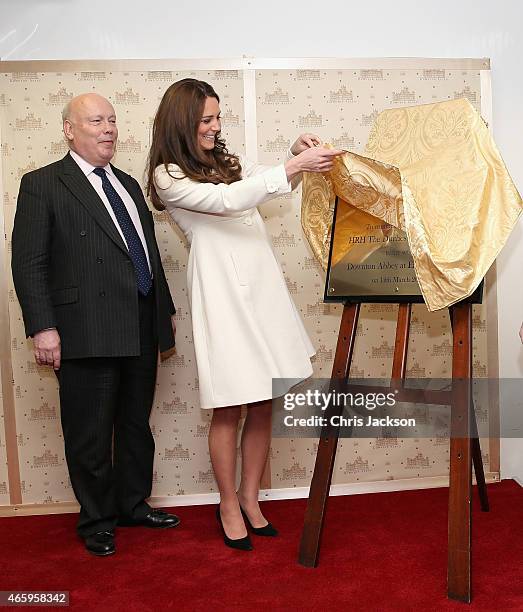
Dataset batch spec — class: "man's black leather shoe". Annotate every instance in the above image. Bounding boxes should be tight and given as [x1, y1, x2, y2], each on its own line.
[119, 509, 180, 529]
[84, 531, 115, 556]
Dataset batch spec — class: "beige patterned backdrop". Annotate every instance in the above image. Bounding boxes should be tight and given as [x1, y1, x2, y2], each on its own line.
[0, 60, 497, 510]
[0, 372, 9, 505]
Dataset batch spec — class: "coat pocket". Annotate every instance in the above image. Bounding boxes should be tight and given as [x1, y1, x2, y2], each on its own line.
[50, 287, 79, 306]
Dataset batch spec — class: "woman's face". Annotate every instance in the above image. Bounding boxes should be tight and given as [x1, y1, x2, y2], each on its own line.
[197, 96, 221, 151]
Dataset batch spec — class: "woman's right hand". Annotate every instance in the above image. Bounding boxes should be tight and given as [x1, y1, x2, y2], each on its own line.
[284, 146, 344, 181]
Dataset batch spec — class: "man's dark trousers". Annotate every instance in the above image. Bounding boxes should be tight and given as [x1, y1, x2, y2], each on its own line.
[58, 291, 158, 537]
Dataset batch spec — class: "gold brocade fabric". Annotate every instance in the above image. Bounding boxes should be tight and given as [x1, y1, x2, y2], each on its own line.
[301, 98, 523, 311]
[301, 170, 336, 271]
[301, 153, 400, 270]
[329, 151, 405, 231]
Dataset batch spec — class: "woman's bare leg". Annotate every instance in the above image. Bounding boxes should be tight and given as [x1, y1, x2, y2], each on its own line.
[208, 405, 247, 539]
[237, 400, 272, 527]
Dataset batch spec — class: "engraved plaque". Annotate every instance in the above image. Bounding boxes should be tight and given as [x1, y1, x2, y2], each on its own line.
[324, 196, 483, 304]
[324, 196, 424, 303]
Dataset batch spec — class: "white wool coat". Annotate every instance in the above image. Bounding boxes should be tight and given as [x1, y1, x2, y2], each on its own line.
[154, 155, 315, 408]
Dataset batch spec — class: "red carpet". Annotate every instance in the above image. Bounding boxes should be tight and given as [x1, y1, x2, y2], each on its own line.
[0, 480, 522, 611]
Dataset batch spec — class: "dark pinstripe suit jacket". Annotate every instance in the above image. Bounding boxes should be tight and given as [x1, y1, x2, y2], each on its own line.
[11, 152, 176, 359]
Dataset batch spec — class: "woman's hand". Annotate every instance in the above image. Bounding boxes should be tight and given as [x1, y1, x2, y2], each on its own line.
[291, 133, 322, 155]
[284, 146, 344, 181]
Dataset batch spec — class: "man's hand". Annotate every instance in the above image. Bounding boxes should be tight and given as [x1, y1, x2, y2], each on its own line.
[33, 328, 61, 370]
[290, 133, 322, 155]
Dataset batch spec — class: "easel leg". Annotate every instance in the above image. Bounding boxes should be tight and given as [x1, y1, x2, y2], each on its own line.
[448, 303, 472, 603]
[392, 303, 412, 381]
[471, 408, 489, 512]
[298, 303, 360, 567]
[449, 306, 489, 513]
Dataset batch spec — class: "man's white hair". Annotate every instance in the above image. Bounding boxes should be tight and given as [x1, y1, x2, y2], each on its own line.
[62, 100, 72, 122]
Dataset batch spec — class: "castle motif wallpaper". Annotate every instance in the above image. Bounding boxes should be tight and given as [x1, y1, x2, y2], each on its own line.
[0, 60, 496, 509]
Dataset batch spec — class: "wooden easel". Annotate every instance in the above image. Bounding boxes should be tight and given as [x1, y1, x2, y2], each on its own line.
[298, 301, 489, 603]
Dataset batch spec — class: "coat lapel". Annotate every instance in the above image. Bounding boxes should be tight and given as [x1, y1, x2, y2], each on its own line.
[58, 153, 128, 254]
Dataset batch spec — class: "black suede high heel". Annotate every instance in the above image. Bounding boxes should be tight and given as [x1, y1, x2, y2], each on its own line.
[215, 507, 253, 551]
[240, 506, 278, 537]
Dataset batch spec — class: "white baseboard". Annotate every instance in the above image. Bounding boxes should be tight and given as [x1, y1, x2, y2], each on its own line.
[149, 472, 500, 508]
[505, 475, 523, 487]
[0, 472, 502, 516]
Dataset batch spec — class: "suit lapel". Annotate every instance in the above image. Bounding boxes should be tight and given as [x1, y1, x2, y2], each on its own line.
[58, 153, 128, 254]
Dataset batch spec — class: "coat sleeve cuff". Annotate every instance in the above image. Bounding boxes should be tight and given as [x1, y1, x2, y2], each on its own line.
[262, 164, 291, 195]
[285, 148, 296, 161]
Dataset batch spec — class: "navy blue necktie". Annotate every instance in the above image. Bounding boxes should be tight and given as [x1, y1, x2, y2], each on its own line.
[93, 167, 152, 296]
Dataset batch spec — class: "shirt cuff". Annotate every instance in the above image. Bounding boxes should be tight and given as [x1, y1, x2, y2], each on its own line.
[31, 327, 57, 338]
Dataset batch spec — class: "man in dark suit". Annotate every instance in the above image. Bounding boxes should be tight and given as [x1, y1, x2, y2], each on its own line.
[11, 93, 179, 556]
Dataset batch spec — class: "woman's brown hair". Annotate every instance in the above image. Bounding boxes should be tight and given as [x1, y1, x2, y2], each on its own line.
[146, 78, 242, 210]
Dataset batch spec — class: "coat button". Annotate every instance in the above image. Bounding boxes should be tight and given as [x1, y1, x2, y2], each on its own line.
[80, 230, 86, 236]
[99, 291, 106, 297]
[96, 258, 103, 264]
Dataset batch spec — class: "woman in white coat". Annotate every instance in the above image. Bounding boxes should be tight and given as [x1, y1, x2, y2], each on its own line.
[146, 78, 341, 550]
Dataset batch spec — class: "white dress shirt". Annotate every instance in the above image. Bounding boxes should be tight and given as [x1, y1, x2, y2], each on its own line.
[70, 150, 152, 272]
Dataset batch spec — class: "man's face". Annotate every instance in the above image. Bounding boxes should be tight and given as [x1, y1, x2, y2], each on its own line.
[63, 94, 118, 166]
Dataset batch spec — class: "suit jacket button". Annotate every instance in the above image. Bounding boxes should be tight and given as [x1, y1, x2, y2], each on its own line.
[80, 230, 86, 236]
[97, 258, 103, 264]
[99, 291, 106, 297]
